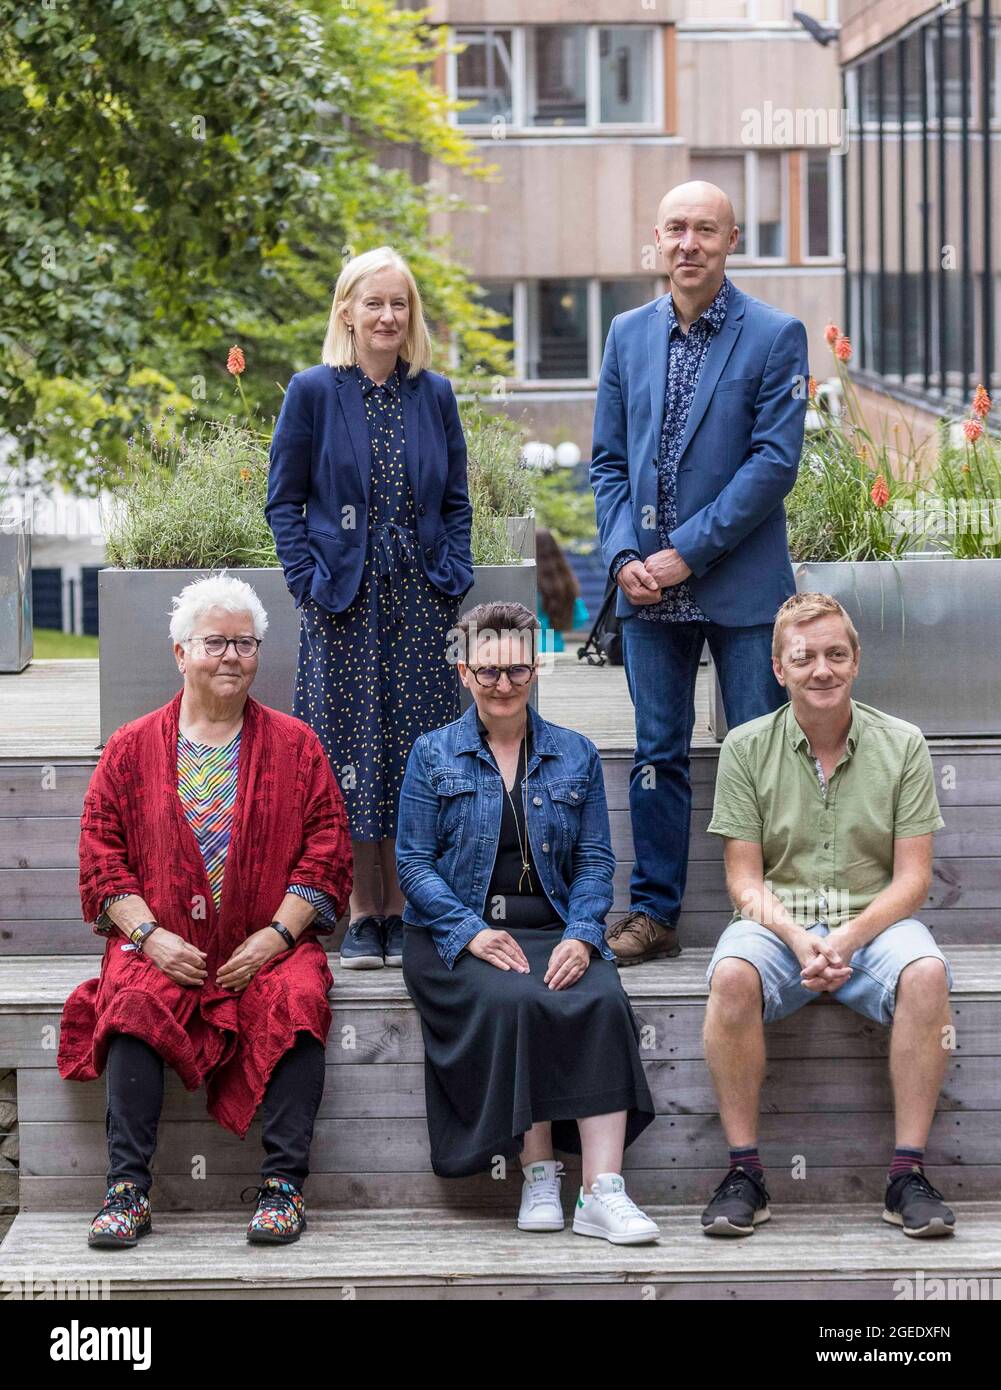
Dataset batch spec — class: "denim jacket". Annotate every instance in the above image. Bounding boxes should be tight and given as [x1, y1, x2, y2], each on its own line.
[395, 701, 617, 969]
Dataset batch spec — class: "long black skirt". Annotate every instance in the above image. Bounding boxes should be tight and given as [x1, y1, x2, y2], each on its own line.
[402, 922, 656, 1178]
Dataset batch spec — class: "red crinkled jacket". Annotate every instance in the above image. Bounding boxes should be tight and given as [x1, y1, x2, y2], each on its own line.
[57, 689, 352, 1137]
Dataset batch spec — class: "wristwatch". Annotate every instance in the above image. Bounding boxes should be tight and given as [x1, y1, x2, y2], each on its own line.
[269, 922, 296, 950]
[128, 921, 160, 951]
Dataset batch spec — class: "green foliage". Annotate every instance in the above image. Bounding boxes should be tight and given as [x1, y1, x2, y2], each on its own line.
[786, 434, 918, 562]
[931, 439, 1001, 559]
[530, 468, 598, 549]
[1, 0, 510, 487]
[461, 398, 533, 566]
[103, 419, 278, 569]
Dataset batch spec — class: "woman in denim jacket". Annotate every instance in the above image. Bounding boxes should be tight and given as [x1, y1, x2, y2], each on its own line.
[397, 602, 658, 1244]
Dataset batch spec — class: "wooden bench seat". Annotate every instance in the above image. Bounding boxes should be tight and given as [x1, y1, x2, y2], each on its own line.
[2, 947, 999, 1212]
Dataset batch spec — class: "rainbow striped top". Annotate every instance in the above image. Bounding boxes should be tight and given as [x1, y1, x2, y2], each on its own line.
[100, 731, 339, 932]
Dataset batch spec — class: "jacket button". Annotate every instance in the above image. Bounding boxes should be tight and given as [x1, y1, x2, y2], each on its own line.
[570, 790, 579, 799]
[542, 842, 550, 853]
[533, 796, 542, 806]
[418, 504, 426, 516]
[424, 546, 434, 561]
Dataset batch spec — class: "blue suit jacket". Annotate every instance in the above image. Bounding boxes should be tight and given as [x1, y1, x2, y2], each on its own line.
[590, 282, 808, 626]
[266, 361, 475, 614]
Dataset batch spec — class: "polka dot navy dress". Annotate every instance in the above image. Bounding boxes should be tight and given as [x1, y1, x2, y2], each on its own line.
[293, 360, 461, 841]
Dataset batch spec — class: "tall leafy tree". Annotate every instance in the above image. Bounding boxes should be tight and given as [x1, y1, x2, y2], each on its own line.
[1, 0, 510, 490]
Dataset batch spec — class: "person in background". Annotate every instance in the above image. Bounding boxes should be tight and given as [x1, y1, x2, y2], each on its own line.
[535, 526, 590, 655]
[266, 246, 474, 970]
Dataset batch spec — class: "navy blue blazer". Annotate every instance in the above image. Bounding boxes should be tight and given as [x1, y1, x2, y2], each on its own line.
[590, 282, 809, 627]
[266, 360, 475, 614]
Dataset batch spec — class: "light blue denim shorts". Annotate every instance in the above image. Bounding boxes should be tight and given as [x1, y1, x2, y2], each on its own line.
[706, 918, 953, 1026]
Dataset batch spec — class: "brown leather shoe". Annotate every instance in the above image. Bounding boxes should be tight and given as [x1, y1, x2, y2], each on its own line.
[606, 910, 681, 966]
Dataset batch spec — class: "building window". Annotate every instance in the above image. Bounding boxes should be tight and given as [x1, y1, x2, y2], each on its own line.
[803, 151, 842, 259]
[688, 151, 787, 259]
[526, 279, 590, 379]
[598, 28, 655, 124]
[451, 25, 660, 131]
[844, 0, 999, 402]
[454, 28, 514, 126]
[483, 277, 658, 383]
[528, 26, 588, 127]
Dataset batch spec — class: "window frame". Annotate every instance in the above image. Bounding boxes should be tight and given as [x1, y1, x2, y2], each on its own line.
[448, 24, 663, 134]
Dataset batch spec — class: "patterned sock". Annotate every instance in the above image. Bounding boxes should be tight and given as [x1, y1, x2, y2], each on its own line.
[889, 1146, 925, 1180]
[729, 1145, 763, 1177]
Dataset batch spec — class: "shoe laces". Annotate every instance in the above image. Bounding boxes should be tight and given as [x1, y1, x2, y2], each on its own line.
[593, 1186, 646, 1223]
[606, 911, 645, 942]
[525, 1162, 564, 1208]
[892, 1168, 943, 1202]
[96, 1183, 144, 1218]
[241, 1181, 300, 1215]
[713, 1165, 768, 1203]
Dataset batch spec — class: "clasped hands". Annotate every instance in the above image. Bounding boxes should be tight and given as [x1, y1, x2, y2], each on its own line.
[616, 550, 692, 604]
[140, 925, 287, 993]
[793, 925, 858, 994]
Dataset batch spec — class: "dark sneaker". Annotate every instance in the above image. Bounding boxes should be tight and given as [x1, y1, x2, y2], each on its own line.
[382, 914, 404, 967]
[339, 915, 384, 969]
[701, 1166, 771, 1236]
[88, 1181, 152, 1248]
[243, 1178, 306, 1244]
[883, 1169, 956, 1238]
[606, 910, 681, 966]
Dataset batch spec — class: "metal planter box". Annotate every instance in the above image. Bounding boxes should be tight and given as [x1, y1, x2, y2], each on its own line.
[99, 558, 538, 742]
[0, 522, 32, 673]
[710, 557, 1001, 740]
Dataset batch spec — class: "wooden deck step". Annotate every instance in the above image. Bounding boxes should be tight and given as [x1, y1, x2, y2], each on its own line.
[2, 1203, 999, 1300]
[3, 948, 1000, 1209]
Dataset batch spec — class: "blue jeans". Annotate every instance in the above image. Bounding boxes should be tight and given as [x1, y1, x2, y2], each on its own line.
[621, 617, 787, 930]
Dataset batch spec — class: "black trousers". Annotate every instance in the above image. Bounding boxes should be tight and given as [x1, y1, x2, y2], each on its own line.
[105, 1031, 326, 1195]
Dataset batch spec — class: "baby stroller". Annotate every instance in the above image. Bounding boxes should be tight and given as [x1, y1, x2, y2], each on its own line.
[577, 578, 623, 666]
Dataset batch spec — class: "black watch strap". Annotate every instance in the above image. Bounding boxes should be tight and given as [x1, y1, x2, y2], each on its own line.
[269, 922, 296, 949]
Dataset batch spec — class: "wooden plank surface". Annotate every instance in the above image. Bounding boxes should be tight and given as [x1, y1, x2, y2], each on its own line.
[2, 1205, 999, 1299]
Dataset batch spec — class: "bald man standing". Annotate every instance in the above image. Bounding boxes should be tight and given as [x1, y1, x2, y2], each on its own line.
[590, 182, 809, 965]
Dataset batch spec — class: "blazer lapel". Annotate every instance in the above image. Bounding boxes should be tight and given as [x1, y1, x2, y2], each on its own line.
[646, 295, 672, 445]
[675, 287, 745, 464]
[400, 365, 422, 502]
[333, 368, 374, 509]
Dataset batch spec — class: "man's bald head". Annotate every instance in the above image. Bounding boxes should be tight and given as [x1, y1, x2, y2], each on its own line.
[657, 182, 736, 234]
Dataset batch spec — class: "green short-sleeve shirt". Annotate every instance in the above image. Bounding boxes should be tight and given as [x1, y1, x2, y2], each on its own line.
[707, 699, 944, 928]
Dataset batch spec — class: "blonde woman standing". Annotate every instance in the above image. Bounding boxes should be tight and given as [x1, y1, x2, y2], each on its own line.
[266, 247, 474, 967]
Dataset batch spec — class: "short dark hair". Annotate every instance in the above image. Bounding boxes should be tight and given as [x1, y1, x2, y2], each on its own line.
[453, 601, 539, 666]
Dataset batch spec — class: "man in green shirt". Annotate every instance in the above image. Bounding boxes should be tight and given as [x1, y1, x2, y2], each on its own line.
[700, 592, 955, 1240]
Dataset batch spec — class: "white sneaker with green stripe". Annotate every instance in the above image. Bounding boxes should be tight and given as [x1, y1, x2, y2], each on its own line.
[517, 1159, 565, 1231]
[572, 1173, 660, 1245]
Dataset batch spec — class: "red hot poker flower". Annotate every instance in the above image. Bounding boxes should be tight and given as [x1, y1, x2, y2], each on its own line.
[870, 475, 890, 508]
[227, 346, 246, 376]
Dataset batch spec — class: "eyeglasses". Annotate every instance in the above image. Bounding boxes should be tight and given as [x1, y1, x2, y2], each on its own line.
[468, 664, 534, 688]
[183, 635, 262, 658]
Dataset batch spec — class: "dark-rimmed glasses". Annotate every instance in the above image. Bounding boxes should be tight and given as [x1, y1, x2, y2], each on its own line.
[183, 635, 262, 658]
[468, 664, 534, 688]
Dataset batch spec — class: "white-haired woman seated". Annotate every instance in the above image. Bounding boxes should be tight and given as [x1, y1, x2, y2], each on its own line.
[58, 574, 352, 1248]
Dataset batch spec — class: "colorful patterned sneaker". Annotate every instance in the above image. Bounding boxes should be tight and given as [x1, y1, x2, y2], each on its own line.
[88, 1181, 152, 1248]
[572, 1173, 660, 1245]
[382, 914, 404, 968]
[701, 1165, 771, 1236]
[883, 1168, 956, 1238]
[339, 915, 385, 969]
[243, 1177, 307, 1245]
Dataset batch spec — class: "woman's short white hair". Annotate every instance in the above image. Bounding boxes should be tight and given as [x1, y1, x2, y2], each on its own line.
[322, 245, 432, 376]
[168, 573, 269, 645]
